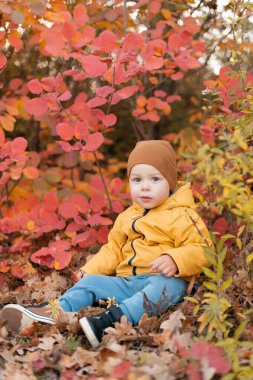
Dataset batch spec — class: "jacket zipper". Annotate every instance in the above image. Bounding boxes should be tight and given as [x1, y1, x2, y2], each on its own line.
[128, 209, 150, 275]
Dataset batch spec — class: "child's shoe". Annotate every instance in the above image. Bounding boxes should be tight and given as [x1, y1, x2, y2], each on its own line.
[1, 302, 55, 333]
[79, 305, 124, 348]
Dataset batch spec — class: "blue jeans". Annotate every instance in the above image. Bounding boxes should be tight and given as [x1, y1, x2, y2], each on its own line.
[59, 274, 189, 325]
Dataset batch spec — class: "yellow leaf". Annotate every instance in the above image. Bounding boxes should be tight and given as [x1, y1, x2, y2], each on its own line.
[27, 220, 35, 231]
[246, 253, 253, 264]
[161, 9, 171, 19]
[0, 114, 15, 132]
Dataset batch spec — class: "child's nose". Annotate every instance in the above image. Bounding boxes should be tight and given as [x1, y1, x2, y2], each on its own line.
[141, 180, 150, 190]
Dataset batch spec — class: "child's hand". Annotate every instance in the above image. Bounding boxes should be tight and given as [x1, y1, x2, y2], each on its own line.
[76, 270, 87, 280]
[150, 255, 178, 277]
[70, 270, 87, 283]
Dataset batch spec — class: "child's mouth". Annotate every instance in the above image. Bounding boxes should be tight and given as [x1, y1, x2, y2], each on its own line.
[140, 196, 152, 201]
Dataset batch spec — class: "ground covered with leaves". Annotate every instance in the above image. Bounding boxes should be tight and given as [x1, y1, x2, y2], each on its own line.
[0, 264, 252, 380]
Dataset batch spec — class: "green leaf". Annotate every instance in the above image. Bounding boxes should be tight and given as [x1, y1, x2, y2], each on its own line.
[202, 267, 217, 280]
[203, 281, 218, 292]
[237, 225, 245, 237]
[236, 238, 242, 249]
[222, 234, 235, 239]
[234, 321, 248, 340]
[219, 246, 227, 263]
[203, 249, 217, 266]
[193, 304, 200, 315]
[184, 296, 199, 304]
[221, 277, 232, 291]
[246, 253, 253, 264]
[217, 260, 224, 280]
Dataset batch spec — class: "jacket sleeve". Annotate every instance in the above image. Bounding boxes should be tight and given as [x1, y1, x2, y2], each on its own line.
[162, 208, 212, 277]
[80, 213, 127, 275]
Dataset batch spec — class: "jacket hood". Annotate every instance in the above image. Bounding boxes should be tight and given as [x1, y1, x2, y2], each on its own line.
[132, 181, 196, 211]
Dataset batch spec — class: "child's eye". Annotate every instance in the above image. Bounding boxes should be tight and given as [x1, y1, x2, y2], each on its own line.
[133, 178, 141, 182]
[152, 177, 160, 182]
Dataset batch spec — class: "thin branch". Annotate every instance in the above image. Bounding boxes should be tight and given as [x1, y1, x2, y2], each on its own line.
[93, 151, 113, 214]
[185, 209, 212, 247]
[123, 0, 128, 34]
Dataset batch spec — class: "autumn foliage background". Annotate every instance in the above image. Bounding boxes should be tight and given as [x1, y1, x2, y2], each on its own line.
[0, 0, 252, 379]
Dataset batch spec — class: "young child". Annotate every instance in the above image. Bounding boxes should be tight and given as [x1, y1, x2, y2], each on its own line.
[1, 140, 211, 348]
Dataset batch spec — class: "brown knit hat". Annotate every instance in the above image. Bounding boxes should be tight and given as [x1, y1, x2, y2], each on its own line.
[127, 140, 177, 190]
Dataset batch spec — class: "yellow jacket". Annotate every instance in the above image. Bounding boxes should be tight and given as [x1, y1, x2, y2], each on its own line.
[81, 182, 211, 280]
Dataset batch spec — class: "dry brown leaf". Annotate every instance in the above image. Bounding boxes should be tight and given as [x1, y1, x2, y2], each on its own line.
[160, 310, 186, 334]
[102, 315, 137, 345]
[71, 346, 97, 367]
[37, 336, 56, 350]
[0, 361, 37, 380]
[163, 332, 192, 352]
[137, 313, 158, 334]
[57, 353, 78, 369]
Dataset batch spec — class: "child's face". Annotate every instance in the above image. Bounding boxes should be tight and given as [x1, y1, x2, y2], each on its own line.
[129, 164, 170, 209]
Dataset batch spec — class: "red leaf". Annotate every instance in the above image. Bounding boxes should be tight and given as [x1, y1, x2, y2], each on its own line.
[44, 192, 59, 212]
[85, 132, 104, 151]
[31, 240, 72, 270]
[111, 178, 123, 195]
[58, 90, 72, 101]
[0, 172, 10, 185]
[10, 137, 27, 152]
[112, 361, 131, 378]
[31, 248, 54, 267]
[183, 17, 200, 34]
[96, 226, 109, 244]
[167, 95, 181, 103]
[174, 52, 201, 71]
[58, 202, 78, 219]
[96, 86, 115, 98]
[74, 215, 88, 227]
[23, 166, 39, 179]
[139, 110, 160, 122]
[186, 362, 202, 380]
[62, 22, 75, 41]
[154, 90, 167, 98]
[41, 76, 56, 92]
[144, 56, 164, 70]
[122, 33, 144, 51]
[0, 127, 5, 146]
[190, 341, 231, 374]
[168, 34, 184, 52]
[212, 217, 227, 237]
[86, 97, 107, 108]
[27, 79, 43, 94]
[112, 201, 124, 213]
[150, 1, 161, 14]
[171, 72, 184, 81]
[92, 30, 117, 53]
[102, 113, 117, 127]
[193, 41, 205, 52]
[71, 194, 89, 214]
[81, 55, 107, 78]
[90, 192, 106, 213]
[74, 121, 89, 140]
[11, 265, 26, 279]
[25, 98, 48, 116]
[111, 86, 138, 105]
[57, 141, 72, 152]
[88, 214, 103, 226]
[71, 231, 90, 245]
[73, 3, 89, 28]
[0, 217, 20, 233]
[56, 123, 74, 141]
[0, 54, 7, 69]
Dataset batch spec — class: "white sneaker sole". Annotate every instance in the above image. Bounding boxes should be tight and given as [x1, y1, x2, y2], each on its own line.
[79, 317, 100, 348]
[1, 304, 55, 333]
